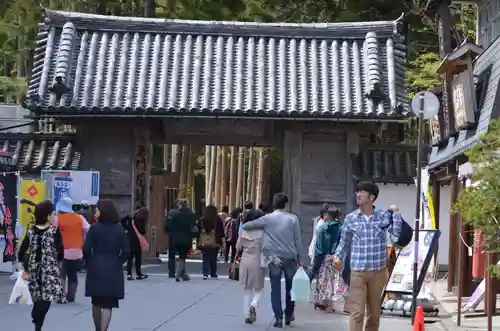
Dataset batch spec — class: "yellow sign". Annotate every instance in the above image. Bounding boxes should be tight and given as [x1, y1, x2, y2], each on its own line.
[19, 180, 46, 241]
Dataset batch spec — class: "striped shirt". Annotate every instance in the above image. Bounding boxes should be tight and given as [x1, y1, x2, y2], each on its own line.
[335, 207, 402, 272]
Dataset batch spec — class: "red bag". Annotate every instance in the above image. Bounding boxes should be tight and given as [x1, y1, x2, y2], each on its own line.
[132, 220, 149, 252]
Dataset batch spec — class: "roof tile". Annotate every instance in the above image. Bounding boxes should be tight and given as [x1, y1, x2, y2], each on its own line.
[27, 10, 409, 119]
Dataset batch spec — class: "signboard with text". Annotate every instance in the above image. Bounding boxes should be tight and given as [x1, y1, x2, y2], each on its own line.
[451, 71, 476, 131]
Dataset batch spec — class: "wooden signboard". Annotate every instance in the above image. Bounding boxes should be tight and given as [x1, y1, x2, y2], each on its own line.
[452, 71, 476, 131]
[429, 116, 442, 146]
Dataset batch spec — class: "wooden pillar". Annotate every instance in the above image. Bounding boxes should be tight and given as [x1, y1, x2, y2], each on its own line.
[236, 147, 245, 207]
[133, 127, 150, 210]
[228, 146, 237, 210]
[485, 252, 496, 331]
[256, 148, 264, 206]
[205, 145, 211, 203]
[178, 145, 189, 199]
[448, 162, 459, 293]
[220, 146, 228, 207]
[431, 176, 441, 263]
[163, 144, 170, 171]
[208, 145, 216, 204]
[214, 146, 222, 209]
[246, 148, 254, 201]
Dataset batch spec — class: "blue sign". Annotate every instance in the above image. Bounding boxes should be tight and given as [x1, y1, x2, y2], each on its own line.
[91, 172, 99, 197]
[53, 177, 73, 208]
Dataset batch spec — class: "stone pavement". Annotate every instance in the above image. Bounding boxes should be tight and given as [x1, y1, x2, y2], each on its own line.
[0, 273, 447, 331]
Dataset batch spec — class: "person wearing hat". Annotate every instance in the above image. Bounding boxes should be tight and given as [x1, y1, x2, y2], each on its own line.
[53, 196, 90, 302]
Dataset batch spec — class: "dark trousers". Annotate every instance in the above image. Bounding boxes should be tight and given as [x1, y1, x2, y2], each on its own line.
[168, 240, 176, 276]
[127, 249, 142, 276]
[224, 242, 237, 263]
[202, 248, 218, 277]
[32, 300, 51, 328]
[269, 258, 297, 319]
[61, 259, 80, 285]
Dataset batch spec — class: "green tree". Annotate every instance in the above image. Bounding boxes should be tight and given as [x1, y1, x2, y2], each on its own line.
[454, 119, 500, 278]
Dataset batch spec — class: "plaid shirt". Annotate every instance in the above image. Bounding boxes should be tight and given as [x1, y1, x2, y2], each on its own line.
[335, 207, 402, 272]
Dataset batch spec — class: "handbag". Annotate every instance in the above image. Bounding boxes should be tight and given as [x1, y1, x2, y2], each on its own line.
[229, 257, 239, 281]
[132, 220, 149, 252]
[9, 272, 33, 305]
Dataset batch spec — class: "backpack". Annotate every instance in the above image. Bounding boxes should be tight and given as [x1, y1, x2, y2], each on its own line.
[199, 228, 218, 248]
[383, 211, 413, 248]
[224, 217, 237, 243]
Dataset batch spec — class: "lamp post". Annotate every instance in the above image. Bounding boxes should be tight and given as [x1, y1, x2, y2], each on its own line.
[410, 91, 439, 324]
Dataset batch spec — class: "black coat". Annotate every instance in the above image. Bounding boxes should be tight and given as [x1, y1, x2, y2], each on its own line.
[164, 207, 197, 246]
[83, 222, 130, 299]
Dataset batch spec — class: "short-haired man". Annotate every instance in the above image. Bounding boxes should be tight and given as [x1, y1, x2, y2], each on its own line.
[243, 193, 303, 328]
[334, 181, 402, 331]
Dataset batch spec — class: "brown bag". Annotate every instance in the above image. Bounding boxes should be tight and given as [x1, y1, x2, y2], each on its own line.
[199, 229, 218, 248]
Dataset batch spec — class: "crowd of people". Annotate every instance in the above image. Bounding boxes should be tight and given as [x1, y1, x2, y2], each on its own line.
[15, 180, 404, 331]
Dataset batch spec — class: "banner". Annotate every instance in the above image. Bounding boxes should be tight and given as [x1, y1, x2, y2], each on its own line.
[416, 167, 437, 299]
[53, 177, 72, 209]
[42, 170, 99, 205]
[19, 180, 46, 242]
[0, 173, 18, 262]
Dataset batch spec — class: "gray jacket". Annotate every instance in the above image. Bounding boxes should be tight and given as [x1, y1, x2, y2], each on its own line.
[243, 210, 303, 262]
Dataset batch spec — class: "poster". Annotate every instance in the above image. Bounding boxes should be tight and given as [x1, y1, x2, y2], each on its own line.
[53, 177, 72, 209]
[385, 229, 440, 294]
[0, 173, 18, 262]
[42, 170, 99, 205]
[19, 180, 46, 242]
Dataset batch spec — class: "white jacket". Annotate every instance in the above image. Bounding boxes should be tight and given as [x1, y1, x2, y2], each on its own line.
[308, 216, 324, 262]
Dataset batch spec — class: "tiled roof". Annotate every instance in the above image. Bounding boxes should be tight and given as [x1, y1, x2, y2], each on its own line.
[26, 9, 408, 119]
[0, 133, 81, 172]
[354, 144, 421, 184]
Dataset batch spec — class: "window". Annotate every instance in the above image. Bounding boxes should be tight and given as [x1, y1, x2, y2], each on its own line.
[478, 0, 500, 49]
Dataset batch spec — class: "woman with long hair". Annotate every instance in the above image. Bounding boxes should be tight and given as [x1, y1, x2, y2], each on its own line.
[198, 204, 225, 279]
[122, 207, 149, 280]
[18, 200, 66, 331]
[236, 209, 266, 324]
[311, 206, 348, 312]
[84, 199, 130, 331]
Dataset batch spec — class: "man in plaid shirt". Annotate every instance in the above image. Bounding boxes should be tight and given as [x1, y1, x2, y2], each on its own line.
[334, 181, 402, 331]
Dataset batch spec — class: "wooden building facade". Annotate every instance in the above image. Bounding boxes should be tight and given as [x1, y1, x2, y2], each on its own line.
[426, 0, 499, 327]
[24, 9, 412, 258]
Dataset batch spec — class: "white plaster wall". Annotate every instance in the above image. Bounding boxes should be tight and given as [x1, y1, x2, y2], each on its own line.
[376, 184, 451, 266]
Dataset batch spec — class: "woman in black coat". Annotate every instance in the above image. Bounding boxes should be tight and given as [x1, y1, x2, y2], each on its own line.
[83, 199, 130, 331]
[122, 207, 149, 280]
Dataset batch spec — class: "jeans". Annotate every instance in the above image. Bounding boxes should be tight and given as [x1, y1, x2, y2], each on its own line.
[127, 250, 142, 276]
[202, 248, 218, 277]
[268, 258, 298, 319]
[168, 240, 176, 276]
[61, 259, 80, 285]
[224, 242, 237, 263]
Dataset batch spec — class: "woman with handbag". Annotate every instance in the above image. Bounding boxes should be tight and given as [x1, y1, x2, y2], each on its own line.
[198, 205, 225, 280]
[122, 207, 149, 280]
[235, 215, 266, 324]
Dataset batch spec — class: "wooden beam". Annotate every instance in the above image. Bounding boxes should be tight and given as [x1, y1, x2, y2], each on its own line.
[448, 161, 459, 293]
[431, 175, 441, 264]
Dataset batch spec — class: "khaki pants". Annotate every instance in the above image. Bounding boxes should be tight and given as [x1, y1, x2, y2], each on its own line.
[349, 267, 389, 331]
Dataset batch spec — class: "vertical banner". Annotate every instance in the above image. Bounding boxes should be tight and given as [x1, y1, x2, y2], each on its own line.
[53, 177, 72, 209]
[19, 180, 46, 242]
[0, 173, 18, 262]
[416, 167, 436, 299]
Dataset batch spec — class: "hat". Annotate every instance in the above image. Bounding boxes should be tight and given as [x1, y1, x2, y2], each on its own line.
[57, 196, 74, 213]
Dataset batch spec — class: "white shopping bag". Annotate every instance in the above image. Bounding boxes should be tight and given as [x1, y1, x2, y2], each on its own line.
[291, 267, 311, 302]
[9, 273, 33, 305]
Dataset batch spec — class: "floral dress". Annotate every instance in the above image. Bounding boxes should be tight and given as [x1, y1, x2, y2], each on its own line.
[312, 221, 348, 305]
[26, 226, 66, 303]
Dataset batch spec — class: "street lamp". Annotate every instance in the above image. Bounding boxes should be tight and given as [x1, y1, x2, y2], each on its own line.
[410, 91, 439, 324]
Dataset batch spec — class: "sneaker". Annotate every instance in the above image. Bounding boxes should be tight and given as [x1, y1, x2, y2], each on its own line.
[168, 274, 176, 279]
[273, 318, 283, 328]
[136, 274, 148, 280]
[181, 274, 190, 281]
[211, 275, 218, 279]
[203, 276, 208, 280]
[247, 306, 256, 323]
[175, 278, 181, 282]
[127, 275, 134, 281]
